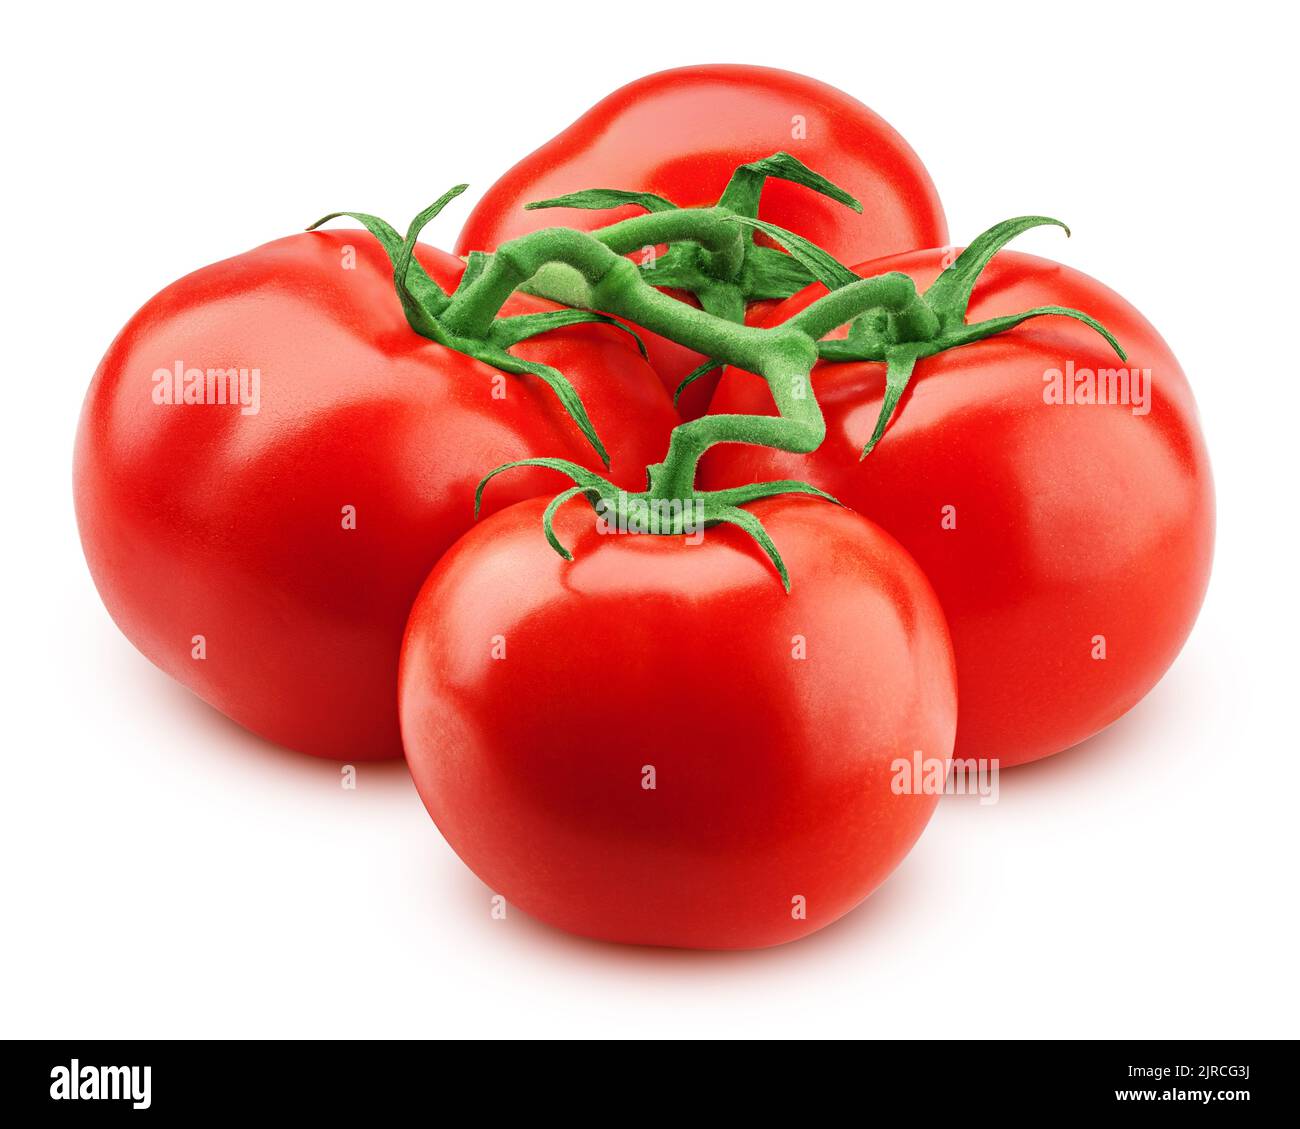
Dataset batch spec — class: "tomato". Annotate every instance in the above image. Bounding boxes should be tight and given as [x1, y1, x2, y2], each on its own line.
[456, 64, 947, 416]
[74, 229, 677, 761]
[701, 248, 1214, 767]
[399, 495, 957, 949]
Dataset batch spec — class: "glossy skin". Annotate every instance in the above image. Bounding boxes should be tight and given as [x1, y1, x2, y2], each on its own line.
[456, 64, 947, 416]
[74, 230, 677, 760]
[702, 250, 1215, 767]
[400, 496, 957, 949]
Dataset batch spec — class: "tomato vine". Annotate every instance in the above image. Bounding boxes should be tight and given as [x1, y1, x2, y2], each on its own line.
[312, 157, 1127, 588]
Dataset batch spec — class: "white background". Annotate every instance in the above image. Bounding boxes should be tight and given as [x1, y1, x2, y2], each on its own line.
[3, 1, 1296, 1039]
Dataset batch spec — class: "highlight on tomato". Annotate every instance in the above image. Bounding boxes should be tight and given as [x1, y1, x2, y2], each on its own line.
[701, 218, 1214, 767]
[457, 63, 947, 416]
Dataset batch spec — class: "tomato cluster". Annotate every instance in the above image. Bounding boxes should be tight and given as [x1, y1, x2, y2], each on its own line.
[75, 65, 1212, 949]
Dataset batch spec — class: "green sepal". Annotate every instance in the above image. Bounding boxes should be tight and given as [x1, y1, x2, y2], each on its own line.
[703, 484, 846, 592]
[308, 187, 469, 340]
[474, 457, 612, 520]
[524, 188, 677, 214]
[819, 216, 1128, 459]
[696, 283, 746, 323]
[861, 346, 923, 459]
[725, 215, 859, 291]
[819, 337, 884, 362]
[392, 185, 469, 331]
[472, 350, 610, 467]
[742, 246, 822, 301]
[474, 455, 841, 592]
[943, 305, 1127, 361]
[475, 458, 614, 559]
[544, 485, 614, 559]
[710, 504, 789, 589]
[924, 216, 1069, 331]
[673, 359, 723, 408]
[716, 151, 862, 220]
[310, 192, 627, 467]
[636, 245, 713, 289]
[707, 479, 841, 510]
[827, 309, 892, 359]
[489, 309, 648, 358]
[307, 209, 449, 333]
[307, 210, 404, 257]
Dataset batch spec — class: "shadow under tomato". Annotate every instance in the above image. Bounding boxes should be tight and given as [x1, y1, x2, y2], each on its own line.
[129, 649, 418, 795]
[992, 649, 1213, 796]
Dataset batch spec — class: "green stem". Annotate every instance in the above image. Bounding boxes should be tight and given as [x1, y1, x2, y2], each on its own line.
[788, 272, 924, 339]
[594, 207, 745, 280]
[642, 347, 816, 501]
[439, 226, 926, 501]
[440, 228, 619, 340]
[443, 229, 770, 365]
[317, 185, 1125, 590]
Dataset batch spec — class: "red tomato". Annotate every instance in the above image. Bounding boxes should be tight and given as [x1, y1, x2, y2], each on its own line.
[399, 496, 957, 949]
[456, 64, 946, 416]
[74, 230, 677, 761]
[702, 249, 1214, 767]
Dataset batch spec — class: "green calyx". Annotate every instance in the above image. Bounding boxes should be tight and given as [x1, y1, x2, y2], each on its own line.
[523, 151, 863, 329]
[310, 186, 633, 467]
[811, 216, 1128, 457]
[474, 457, 839, 592]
